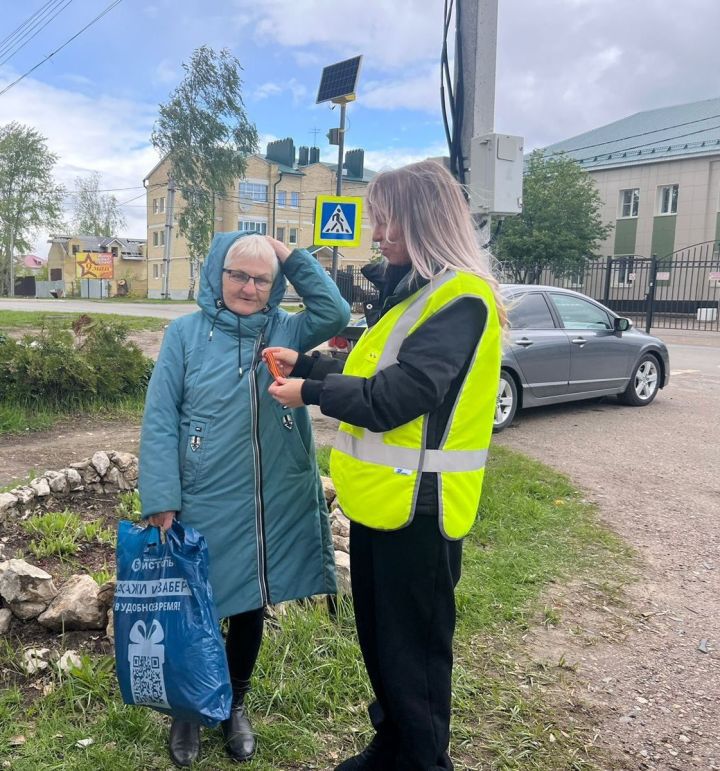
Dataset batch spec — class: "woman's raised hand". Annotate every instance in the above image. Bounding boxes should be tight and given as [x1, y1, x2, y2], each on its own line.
[262, 347, 299, 378]
[263, 235, 291, 262]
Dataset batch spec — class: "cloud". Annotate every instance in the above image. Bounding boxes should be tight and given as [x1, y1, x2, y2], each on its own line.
[236, 0, 446, 71]
[0, 69, 157, 253]
[154, 59, 178, 86]
[362, 65, 441, 114]
[318, 141, 448, 173]
[251, 78, 307, 106]
[252, 82, 283, 101]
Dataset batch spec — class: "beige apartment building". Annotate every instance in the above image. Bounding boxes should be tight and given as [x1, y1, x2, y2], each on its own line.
[145, 139, 376, 299]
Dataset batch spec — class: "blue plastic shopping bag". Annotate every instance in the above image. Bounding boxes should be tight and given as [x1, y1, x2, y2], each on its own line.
[114, 519, 232, 726]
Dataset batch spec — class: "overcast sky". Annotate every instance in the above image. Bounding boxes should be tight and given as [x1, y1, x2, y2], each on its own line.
[1, 0, 719, 257]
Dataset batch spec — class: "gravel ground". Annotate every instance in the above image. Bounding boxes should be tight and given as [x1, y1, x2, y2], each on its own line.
[496, 336, 720, 769]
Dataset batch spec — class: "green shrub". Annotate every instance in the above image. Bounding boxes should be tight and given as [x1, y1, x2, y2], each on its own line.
[0, 317, 152, 408]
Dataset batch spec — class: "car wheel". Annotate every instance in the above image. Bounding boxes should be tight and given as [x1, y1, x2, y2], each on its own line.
[619, 354, 660, 406]
[493, 370, 518, 432]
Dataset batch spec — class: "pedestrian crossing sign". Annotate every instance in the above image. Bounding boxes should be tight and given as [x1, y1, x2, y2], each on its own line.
[314, 195, 363, 248]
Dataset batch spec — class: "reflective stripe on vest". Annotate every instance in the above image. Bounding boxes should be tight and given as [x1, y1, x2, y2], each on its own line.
[334, 430, 488, 473]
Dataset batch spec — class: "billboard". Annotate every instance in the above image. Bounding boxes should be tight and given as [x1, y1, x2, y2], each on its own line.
[76, 251, 114, 279]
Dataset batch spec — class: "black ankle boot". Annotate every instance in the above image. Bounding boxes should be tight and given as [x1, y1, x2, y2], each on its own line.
[168, 718, 201, 767]
[222, 699, 256, 762]
[334, 733, 396, 770]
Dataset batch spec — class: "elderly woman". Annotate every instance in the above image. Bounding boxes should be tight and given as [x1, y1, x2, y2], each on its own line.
[139, 233, 350, 767]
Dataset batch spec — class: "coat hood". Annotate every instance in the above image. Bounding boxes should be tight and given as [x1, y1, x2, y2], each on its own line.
[197, 231, 287, 338]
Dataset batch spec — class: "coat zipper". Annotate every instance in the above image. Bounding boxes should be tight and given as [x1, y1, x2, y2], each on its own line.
[248, 328, 270, 605]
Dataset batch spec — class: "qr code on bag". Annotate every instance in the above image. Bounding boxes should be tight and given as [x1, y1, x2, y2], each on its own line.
[131, 655, 167, 705]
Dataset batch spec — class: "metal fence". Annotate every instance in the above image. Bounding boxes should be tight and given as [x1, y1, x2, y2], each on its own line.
[334, 242, 720, 332]
[496, 241, 720, 332]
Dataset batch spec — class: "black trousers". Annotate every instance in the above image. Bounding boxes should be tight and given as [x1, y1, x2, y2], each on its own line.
[225, 607, 265, 701]
[350, 517, 463, 771]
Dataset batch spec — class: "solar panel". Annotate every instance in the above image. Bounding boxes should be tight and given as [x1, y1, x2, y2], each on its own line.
[316, 55, 363, 104]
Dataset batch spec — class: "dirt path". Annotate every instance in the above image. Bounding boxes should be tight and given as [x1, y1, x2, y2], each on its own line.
[496, 341, 720, 770]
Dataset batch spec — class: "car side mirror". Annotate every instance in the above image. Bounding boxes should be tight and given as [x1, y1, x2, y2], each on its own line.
[614, 317, 631, 333]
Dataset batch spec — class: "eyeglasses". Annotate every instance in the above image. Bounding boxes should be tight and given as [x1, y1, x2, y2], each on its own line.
[222, 269, 273, 291]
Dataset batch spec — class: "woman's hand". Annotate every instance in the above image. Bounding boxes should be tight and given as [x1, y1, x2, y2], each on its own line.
[147, 511, 175, 531]
[264, 235, 291, 262]
[269, 378, 306, 408]
[262, 347, 299, 378]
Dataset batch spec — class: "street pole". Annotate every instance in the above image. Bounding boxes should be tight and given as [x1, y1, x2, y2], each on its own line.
[457, 0, 498, 245]
[162, 176, 176, 300]
[7, 228, 16, 297]
[331, 101, 347, 282]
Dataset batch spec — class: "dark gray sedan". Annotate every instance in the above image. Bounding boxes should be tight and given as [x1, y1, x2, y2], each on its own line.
[496, 285, 670, 431]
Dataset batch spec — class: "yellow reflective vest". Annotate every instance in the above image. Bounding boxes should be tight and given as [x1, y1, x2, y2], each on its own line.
[329, 270, 502, 539]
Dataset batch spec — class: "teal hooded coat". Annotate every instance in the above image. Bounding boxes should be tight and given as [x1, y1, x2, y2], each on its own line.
[138, 233, 350, 618]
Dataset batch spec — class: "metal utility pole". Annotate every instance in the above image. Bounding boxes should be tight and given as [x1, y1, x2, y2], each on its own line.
[331, 103, 347, 281]
[161, 176, 176, 299]
[457, 0, 498, 172]
[7, 228, 16, 297]
[456, 0, 498, 244]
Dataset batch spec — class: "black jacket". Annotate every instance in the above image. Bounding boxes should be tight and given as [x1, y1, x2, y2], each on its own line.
[294, 261, 488, 518]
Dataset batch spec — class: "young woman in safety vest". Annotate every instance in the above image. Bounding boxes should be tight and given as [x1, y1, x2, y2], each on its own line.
[264, 159, 506, 771]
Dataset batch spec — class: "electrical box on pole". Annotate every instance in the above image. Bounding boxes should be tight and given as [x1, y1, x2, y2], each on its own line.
[469, 133, 524, 216]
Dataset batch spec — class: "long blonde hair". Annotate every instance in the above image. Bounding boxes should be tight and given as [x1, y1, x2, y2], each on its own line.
[366, 160, 507, 326]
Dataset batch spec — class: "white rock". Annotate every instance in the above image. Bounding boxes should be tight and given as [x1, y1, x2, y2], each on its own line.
[11, 601, 50, 621]
[333, 535, 349, 553]
[29, 477, 51, 497]
[11, 486, 35, 505]
[91, 451, 111, 477]
[0, 493, 18, 515]
[61, 468, 83, 491]
[330, 509, 350, 539]
[106, 608, 114, 641]
[45, 471, 68, 494]
[0, 608, 12, 634]
[103, 465, 122, 491]
[57, 650, 82, 674]
[110, 451, 137, 471]
[23, 647, 50, 675]
[37, 574, 107, 631]
[334, 549, 351, 594]
[0, 559, 58, 607]
[320, 475, 336, 505]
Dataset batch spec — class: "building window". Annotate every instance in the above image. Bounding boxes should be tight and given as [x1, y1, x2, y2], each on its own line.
[239, 182, 268, 202]
[238, 220, 268, 235]
[152, 263, 159, 279]
[153, 197, 165, 214]
[658, 184, 678, 215]
[153, 231, 165, 247]
[50, 268, 62, 281]
[289, 227, 298, 245]
[111, 247, 119, 259]
[71, 244, 79, 254]
[290, 192, 300, 208]
[618, 188, 639, 218]
[276, 226, 285, 242]
[276, 191, 286, 207]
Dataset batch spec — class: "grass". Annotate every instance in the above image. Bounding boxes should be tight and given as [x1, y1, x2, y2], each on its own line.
[0, 446, 632, 770]
[0, 395, 145, 435]
[21, 510, 116, 560]
[0, 310, 168, 332]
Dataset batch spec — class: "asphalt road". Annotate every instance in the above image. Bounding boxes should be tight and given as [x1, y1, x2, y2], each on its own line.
[0, 298, 197, 320]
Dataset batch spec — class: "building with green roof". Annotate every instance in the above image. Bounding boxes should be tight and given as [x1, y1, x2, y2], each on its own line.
[544, 96, 720, 261]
